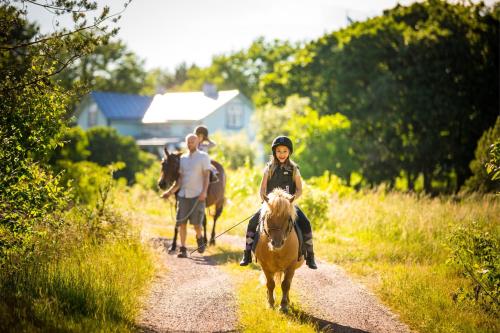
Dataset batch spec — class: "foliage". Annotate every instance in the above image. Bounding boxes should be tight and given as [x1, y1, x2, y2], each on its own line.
[306, 171, 355, 198]
[86, 126, 157, 184]
[463, 117, 500, 193]
[286, 103, 355, 182]
[259, 0, 499, 193]
[210, 132, 255, 169]
[0, 0, 125, 261]
[449, 221, 500, 313]
[298, 184, 329, 229]
[254, 95, 306, 148]
[174, 37, 298, 100]
[486, 141, 500, 182]
[140, 62, 190, 95]
[0, 208, 153, 332]
[57, 39, 147, 97]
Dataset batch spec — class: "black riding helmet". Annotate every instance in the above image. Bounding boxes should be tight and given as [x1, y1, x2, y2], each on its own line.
[271, 136, 293, 155]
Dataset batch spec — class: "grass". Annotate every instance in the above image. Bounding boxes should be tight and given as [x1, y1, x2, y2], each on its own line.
[0, 208, 155, 332]
[315, 192, 500, 333]
[120, 168, 500, 332]
[208, 244, 319, 333]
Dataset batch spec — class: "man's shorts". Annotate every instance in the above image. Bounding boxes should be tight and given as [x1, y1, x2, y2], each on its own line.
[176, 196, 206, 226]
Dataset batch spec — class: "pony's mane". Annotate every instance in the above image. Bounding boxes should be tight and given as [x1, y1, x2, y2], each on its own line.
[261, 188, 297, 222]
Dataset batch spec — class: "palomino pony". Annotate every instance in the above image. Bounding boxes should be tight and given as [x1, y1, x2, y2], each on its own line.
[255, 188, 304, 313]
[157, 147, 226, 251]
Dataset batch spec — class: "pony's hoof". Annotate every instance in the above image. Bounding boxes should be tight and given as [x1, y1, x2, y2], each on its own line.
[279, 305, 289, 313]
[168, 245, 176, 254]
[209, 239, 216, 246]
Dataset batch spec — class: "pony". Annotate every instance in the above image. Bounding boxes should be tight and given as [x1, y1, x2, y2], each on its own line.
[158, 147, 226, 251]
[255, 188, 304, 313]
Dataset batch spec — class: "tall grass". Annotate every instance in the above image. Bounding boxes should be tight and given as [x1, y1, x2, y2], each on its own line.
[129, 165, 500, 332]
[0, 207, 155, 332]
[315, 191, 499, 333]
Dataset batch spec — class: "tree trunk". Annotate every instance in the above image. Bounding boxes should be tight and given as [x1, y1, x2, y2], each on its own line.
[423, 170, 433, 194]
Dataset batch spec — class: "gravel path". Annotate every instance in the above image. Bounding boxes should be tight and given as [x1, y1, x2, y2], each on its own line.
[136, 237, 238, 333]
[294, 261, 411, 333]
[219, 235, 411, 333]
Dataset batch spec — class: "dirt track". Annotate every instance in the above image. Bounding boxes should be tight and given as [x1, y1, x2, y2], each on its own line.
[137, 235, 411, 333]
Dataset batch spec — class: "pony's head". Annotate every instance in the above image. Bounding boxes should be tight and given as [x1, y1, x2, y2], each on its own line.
[157, 146, 181, 190]
[261, 188, 297, 250]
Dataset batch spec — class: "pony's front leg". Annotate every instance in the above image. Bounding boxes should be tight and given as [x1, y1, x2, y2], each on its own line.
[264, 270, 275, 308]
[280, 268, 296, 313]
[202, 213, 208, 244]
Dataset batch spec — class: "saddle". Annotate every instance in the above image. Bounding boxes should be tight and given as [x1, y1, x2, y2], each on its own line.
[252, 220, 305, 261]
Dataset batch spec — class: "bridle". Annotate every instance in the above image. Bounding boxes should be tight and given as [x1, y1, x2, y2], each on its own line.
[261, 215, 294, 243]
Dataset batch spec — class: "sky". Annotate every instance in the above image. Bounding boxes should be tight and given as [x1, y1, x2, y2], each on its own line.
[26, 0, 497, 71]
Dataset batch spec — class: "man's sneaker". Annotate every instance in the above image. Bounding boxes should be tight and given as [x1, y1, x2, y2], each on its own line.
[196, 237, 206, 254]
[177, 246, 188, 258]
[239, 250, 252, 266]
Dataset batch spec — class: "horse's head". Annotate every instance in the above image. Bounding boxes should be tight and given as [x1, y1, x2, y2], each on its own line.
[261, 188, 297, 250]
[158, 146, 181, 190]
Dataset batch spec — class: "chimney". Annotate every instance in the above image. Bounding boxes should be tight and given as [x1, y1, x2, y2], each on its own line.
[202, 83, 218, 99]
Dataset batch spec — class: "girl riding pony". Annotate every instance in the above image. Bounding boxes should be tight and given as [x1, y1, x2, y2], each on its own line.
[239, 136, 317, 269]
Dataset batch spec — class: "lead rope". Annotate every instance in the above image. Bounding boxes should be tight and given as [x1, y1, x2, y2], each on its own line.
[166, 197, 254, 256]
[189, 213, 254, 255]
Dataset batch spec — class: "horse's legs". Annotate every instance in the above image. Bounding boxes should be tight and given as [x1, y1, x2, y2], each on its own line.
[280, 268, 296, 313]
[169, 225, 178, 253]
[264, 270, 276, 308]
[209, 204, 223, 246]
[202, 213, 208, 244]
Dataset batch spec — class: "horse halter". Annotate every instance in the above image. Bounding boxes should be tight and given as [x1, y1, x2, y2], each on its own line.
[262, 216, 294, 244]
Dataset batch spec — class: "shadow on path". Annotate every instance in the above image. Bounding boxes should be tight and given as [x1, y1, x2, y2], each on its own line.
[288, 306, 370, 333]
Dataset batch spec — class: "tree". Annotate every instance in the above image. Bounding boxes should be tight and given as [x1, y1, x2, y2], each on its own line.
[0, 0, 128, 261]
[463, 117, 500, 193]
[86, 127, 156, 184]
[259, 0, 499, 192]
[177, 37, 298, 101]
[57, 39, 147, 95]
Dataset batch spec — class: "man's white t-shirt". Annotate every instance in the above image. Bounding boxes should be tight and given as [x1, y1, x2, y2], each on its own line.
[178, 150, 211, 198]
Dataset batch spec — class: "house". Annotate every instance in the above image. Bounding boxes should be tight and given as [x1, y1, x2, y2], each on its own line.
[76, 86, 256, 156]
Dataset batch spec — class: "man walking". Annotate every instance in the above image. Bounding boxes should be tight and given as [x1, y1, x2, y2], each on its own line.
[161, 134, 211, 258]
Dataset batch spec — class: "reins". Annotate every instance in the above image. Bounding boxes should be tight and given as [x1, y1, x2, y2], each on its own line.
[166, 197, 254, 255]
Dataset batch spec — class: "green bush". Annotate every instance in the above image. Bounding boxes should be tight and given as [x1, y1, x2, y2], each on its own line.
[298, 183, 330, 229]
[210, 132, 255, 169]
[448, 221, 500, 312]
[86, 126, 157, 184]
[306, 171, 354, 198]
[463, 117, 500, 193]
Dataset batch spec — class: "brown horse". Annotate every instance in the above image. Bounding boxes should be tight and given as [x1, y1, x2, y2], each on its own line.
[255, 188, 304, 313]
[158, 147, 226, 251]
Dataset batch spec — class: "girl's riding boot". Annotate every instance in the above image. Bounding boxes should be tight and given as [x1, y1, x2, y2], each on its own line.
[239, 210, 260, 266]
[295, 207, 318, 269]
[304, 232, 317, 269]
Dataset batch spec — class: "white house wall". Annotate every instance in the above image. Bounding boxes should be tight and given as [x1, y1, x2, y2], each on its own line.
[76, 100, 108, 130]
[203, 95, 256, 143]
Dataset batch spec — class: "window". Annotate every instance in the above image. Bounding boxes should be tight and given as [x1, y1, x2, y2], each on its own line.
[88, 104, 98, 127]
[226, 104, 243, 129]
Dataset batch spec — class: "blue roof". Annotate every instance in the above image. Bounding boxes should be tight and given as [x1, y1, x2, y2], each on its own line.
[91, 91, 153, 120]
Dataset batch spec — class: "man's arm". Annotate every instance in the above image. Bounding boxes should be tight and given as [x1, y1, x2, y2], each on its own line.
[161, 174, 182, 199]
[198, 169, 210, 201]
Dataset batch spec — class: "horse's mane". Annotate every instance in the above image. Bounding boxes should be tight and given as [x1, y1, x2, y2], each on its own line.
[261, 188, 297, 222]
